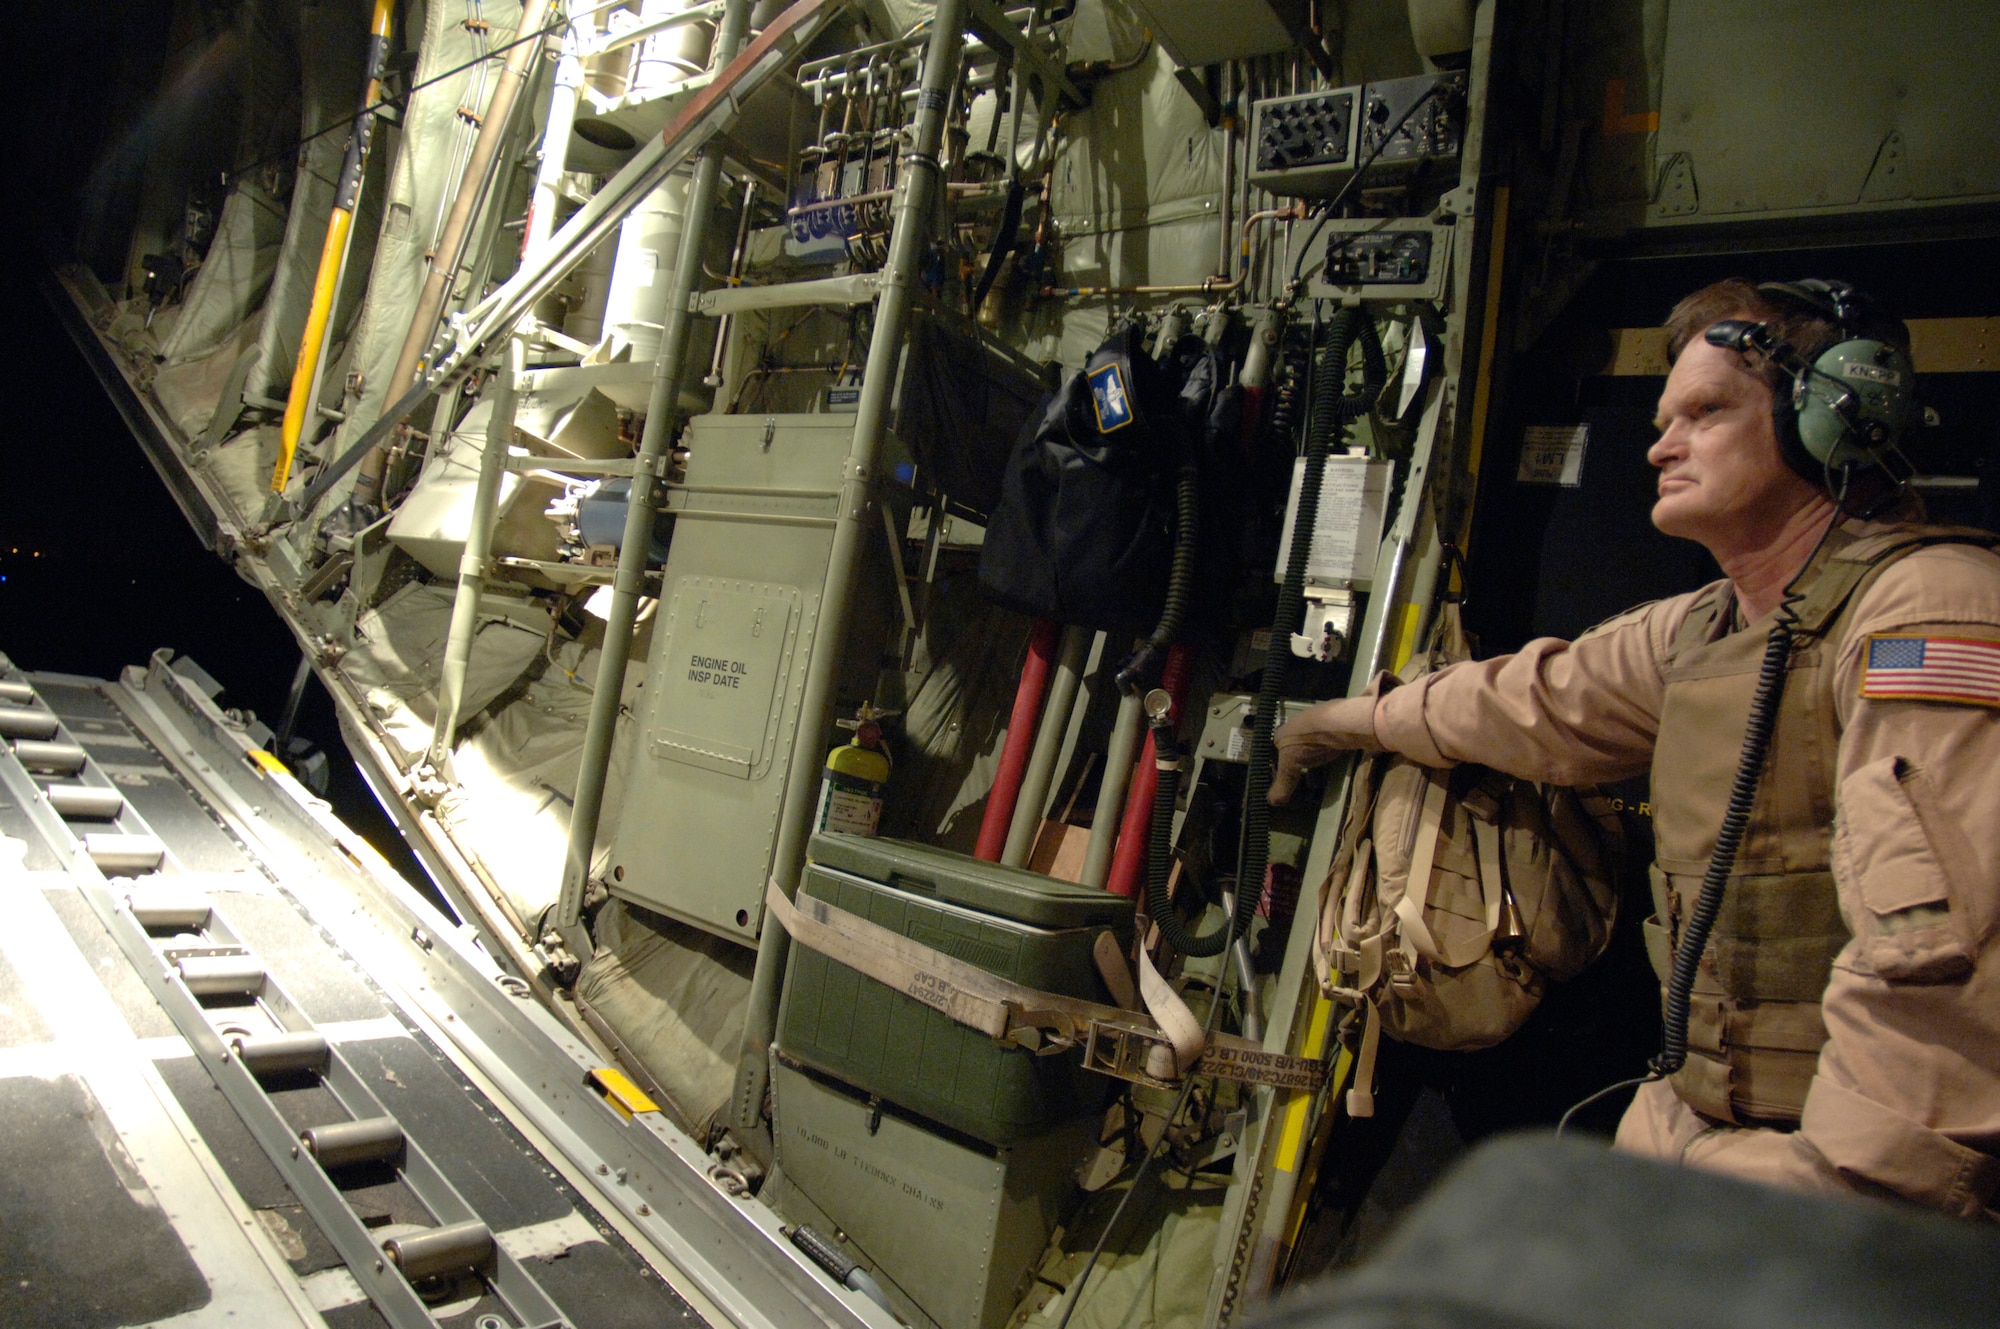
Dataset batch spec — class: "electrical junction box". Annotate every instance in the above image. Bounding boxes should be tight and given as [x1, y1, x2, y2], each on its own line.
[777, 833, 1130, 1145]
[606, 414, 903, 944]
[770, 1057, 1092, 1329]
[1251, 72, 1466, 197]
[1250, 88, 1358, 195]
[1307, 217, 1451, 303]
[1356, 71, 1466, 171]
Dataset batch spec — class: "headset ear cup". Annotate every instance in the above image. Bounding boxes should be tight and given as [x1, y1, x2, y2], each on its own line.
[1774, 376, 1820, 481]
[1798, 337, 1916, 471]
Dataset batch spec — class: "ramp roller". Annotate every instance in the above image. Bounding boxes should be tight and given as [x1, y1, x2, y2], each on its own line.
[0, 681, 34, 705]
[126, 888, 213, 930]
[84, 832, 166, 874]
[301, 1116, 406, 1168]
[0, 705, 59, 740]
[13, 740, 86, 774]
[177, 954, 268, 996]
[383, 1220, 496, 1281]
[48, 784, 126, 820]
[231, 1031, 331, 1075]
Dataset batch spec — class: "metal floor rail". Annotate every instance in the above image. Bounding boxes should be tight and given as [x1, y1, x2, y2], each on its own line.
[0, 673, 578, 1328]
[0, 649, 894, 1329]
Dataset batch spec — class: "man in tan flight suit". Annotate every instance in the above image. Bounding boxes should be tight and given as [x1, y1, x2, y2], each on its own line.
[1269, 278, 2000, 1219]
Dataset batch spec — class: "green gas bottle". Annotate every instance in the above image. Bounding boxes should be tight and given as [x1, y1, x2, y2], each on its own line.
[815, 704, 894, 837]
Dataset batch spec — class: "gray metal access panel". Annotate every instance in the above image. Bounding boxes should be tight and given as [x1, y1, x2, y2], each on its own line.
[610, 413, 878, 943]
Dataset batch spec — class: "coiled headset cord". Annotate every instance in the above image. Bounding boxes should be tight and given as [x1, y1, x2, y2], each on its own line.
[1558, 506, 1842, 1135]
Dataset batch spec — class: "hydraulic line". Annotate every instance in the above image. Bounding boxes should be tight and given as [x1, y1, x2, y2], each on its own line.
[1002, 625, 1092, 867]
[976, 618, 1060, 861]
[1144, 712, 1185, 944]
[1081, 687, 1146, 889]
[271, 0, 396, 493]
[1152, 308, 1382, 958]
[1105, 642, 1191, 899]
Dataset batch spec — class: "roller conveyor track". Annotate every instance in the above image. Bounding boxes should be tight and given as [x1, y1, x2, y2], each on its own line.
[0, 656, 704, 1329]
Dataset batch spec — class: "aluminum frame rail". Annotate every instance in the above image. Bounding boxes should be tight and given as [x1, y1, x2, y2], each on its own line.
[729, 0, 970, 1152]
[556, 0, 759, 936]
[0, 676, 572, 1329]
[291, 0, 851, 517]
[69, 650, 898, 1329]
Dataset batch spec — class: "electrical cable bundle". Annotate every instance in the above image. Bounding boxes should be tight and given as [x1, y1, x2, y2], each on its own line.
[1146, 308, 1384, 958]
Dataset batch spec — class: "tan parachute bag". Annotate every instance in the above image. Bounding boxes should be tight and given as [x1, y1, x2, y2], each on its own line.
[1316, 602, 1624, 1116]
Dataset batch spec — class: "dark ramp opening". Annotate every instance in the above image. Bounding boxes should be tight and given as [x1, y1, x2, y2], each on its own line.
[0, 1073, 209, 1327]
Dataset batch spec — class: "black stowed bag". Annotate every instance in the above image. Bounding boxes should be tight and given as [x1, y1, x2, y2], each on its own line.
[978, 325, 1228, 634]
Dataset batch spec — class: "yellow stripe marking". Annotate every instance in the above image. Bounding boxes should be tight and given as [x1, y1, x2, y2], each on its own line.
[1275, 994, 1333, 1172]
[589, 1066, 660, 1120]
[1389, 602, 1424, 674]
[1458, 184, 1510, 519]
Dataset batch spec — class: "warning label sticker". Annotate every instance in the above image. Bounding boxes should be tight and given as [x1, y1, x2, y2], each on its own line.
[1516, 424, 1590, 487]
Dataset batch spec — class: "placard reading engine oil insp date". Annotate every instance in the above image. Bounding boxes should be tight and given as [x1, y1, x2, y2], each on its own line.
[649, 577, 801, 780]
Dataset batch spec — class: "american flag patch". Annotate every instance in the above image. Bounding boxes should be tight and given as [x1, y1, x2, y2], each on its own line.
[1860, 635, 2000, 707]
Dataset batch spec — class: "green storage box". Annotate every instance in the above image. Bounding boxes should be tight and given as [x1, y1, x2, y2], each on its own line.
[777, 834, 1132, 1144]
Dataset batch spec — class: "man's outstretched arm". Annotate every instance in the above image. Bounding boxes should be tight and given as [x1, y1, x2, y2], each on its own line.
[1270, 592, 1696, 802]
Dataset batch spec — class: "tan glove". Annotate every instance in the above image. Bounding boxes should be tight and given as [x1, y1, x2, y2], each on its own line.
[1267, 695, 1383, 804]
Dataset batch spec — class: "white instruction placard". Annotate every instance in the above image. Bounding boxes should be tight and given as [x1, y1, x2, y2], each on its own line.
[1516, 424, 1590, 487]
[1277, 454, 1391, 585]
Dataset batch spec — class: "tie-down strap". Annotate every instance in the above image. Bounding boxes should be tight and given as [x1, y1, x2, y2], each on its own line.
[764, 880, 1325, 1093]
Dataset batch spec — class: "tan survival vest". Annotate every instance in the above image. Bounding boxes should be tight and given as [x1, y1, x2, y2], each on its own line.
[1646, 523, 2000, 1125]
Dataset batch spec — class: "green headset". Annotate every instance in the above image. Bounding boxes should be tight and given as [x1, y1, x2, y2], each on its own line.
[1702, 278, 1919, 480]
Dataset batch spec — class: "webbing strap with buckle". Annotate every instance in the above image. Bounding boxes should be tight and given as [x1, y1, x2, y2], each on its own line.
[764, 880, 1325, 1093]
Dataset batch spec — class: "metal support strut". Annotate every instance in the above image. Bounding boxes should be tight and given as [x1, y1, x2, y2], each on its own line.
[426, 337, 522, 771]
[730, 0, 971, 1150]
[556, 0, 759, 932]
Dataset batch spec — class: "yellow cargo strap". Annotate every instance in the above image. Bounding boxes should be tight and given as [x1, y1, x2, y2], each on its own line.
[763, 880, 1325, 1093]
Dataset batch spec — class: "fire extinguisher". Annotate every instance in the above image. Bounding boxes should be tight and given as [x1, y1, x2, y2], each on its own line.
[815, 703, 896, 837]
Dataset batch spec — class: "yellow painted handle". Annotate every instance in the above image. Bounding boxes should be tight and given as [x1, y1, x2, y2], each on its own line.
[271, 0, 396, 493]
[273, 207, 354, 491]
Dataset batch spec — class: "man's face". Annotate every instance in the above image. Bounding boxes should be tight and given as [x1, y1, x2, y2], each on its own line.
[1647, 333, 1822, 549]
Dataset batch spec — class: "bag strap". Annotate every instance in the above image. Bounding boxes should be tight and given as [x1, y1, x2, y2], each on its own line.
[1390, 772, 1452, 968]
[764, 880, 1326, 1092]
[1470, 813, 1507, 953]
[1390, 774, 1511, 972]
[1348, 1003, 1383, 1118]
[1337, 831, 1375, 954]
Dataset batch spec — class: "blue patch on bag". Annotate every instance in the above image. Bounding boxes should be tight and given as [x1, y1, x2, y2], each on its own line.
[1087, 361, 1134, 433]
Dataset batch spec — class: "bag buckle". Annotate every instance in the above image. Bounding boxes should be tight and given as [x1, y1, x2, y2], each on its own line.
[1386, 948, 1421, 992]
